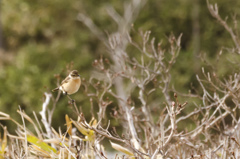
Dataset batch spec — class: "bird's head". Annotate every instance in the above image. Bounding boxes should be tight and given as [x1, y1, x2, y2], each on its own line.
[70, 70, 80, 78]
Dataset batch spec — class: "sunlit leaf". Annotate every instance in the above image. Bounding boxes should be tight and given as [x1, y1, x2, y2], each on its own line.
[27, 135, 57, 153]
[72, 119, 95, 142]
[65, 114, 72, 136]
[110, 141, 134, 156]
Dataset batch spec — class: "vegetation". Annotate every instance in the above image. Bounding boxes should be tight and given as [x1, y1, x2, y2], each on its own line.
[0, 0, 240, 158]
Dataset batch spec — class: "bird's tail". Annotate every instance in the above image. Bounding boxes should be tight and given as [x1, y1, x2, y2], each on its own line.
[52, 88, 59, 92]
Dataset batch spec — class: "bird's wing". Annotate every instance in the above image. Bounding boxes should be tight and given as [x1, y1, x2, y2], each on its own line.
[61, 76, 71, 85]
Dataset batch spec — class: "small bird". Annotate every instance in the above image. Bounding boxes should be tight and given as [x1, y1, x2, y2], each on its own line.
[52, 70, 81, 95]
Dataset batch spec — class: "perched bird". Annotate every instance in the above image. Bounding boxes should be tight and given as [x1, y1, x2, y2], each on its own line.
[52, 70, 81, 95]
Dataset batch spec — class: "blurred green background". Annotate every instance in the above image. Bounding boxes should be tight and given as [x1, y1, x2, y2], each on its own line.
[1, 0, 240, 132]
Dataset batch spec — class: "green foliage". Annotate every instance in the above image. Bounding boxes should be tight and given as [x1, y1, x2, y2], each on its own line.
[1, 0, 95, 130]
[1, 0, 240, 132]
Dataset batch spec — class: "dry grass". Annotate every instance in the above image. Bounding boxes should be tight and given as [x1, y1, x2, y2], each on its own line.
[1, 0, 240, 158]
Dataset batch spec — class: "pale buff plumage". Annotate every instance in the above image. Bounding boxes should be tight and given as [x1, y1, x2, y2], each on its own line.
[52, 70, 81, 95]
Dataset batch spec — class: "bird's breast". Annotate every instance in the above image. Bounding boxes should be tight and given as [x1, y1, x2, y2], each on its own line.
[62, 78, 81, 95]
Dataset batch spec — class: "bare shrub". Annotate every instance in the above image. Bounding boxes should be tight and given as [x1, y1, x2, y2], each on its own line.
[0, 0, 240, 159]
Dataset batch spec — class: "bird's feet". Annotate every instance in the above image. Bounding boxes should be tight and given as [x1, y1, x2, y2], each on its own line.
[70, 99, 75, 104]
[67, 94, 75, 104]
